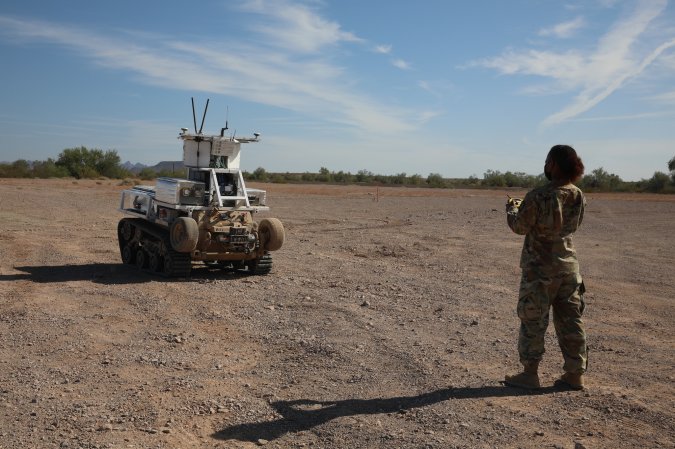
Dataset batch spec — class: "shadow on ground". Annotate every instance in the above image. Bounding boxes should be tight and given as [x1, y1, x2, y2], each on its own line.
[2, 263, 253, 285]
[213, 385, 560, 442]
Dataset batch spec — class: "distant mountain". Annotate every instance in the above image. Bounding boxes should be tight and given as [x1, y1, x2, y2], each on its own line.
[153, 161, 185, 173]
[121, 161, 184, 174]
[121, 161, 148, 173]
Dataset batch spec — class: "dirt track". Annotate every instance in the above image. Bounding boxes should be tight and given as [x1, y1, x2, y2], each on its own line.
[0, 178, 673, 449]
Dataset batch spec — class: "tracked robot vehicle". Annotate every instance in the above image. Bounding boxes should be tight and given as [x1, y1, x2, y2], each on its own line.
[117, 99, 284, 277]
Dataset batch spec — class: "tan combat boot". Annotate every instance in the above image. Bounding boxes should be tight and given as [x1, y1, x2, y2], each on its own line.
[554, 372, 585, 390]
[504, 360, 541, 389]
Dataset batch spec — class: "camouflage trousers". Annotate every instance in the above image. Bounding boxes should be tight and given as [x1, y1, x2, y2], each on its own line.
[517, 270, 587, 373]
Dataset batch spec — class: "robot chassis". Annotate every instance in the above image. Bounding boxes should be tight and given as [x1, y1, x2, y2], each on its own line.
[117, 100, 284, 277]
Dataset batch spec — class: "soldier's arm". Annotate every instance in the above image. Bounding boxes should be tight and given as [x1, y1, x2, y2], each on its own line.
[507, 192, 537, 235]
[577, 194, 586, 228]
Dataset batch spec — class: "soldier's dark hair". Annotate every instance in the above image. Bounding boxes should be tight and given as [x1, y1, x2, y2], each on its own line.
[548, 144, 584, 182]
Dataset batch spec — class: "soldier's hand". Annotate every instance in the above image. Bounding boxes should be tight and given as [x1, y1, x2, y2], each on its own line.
[506, 196, 522, 211]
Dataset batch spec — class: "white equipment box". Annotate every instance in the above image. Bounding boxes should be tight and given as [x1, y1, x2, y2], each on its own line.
[154, 178, 205, 205]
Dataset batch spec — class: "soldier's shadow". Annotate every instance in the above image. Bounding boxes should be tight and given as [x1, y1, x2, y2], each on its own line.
[212, 385, 559, 442]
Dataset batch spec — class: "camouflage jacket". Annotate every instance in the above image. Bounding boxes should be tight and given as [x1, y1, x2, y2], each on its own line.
[506, 183, 585, 276]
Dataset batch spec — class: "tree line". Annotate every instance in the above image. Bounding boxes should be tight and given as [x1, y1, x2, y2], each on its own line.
[0, 147, 182, 180]
[1, 147, 674, 193]
[244, 161, 675, 194]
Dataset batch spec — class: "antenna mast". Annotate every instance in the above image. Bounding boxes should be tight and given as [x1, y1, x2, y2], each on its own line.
[191, 97, 197, 134]
[198, 99, 209, 134]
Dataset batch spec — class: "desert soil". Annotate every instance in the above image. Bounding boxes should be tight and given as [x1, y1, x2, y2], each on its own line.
[0, 178, 673, 449]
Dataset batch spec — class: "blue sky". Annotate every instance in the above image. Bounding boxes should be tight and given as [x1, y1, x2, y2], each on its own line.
[1, 0, 674, 181]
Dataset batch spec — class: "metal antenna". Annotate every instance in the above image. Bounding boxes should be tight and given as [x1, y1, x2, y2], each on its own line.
[220, 106, 230, 137]
[191, 97, 197, 134]
[198, 99, 210, 134]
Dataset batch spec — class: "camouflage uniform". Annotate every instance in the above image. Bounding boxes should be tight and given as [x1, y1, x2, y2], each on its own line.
[507, 183, 587, 374]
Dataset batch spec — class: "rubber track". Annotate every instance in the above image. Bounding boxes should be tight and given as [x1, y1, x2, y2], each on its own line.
[118, 218, 192, 278]
[250, 252, 273, 275]
[161, 237, 192, 278]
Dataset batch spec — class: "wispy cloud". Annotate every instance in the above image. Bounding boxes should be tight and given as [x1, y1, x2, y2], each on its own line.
[543, 36, 675, 126]
[597, 0, 622, 8]
[647, 90, 675, 103]
[417, 79, 456, 100]
[538, 16, 585, 38]
[569, 110, 675, 122]
[469, 0, 675, 126]
[418, 80, 433, 93]
[392, 58, 411, 70]
[472, 48, 587, 88]
[374, 44, 392, 54]
[374, 44, 410, 70]
[237, 0, 362, 53]
[0, 3, 419, 135]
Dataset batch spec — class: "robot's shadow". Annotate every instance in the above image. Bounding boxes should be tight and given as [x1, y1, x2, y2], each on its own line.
[2, 263, 252, 285]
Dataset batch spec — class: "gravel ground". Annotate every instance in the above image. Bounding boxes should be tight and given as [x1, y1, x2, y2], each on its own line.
[0, 178, 673, 449]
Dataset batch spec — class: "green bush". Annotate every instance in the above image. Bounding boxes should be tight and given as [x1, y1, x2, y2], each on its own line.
[409, 174, 423, 186]
[138, 168, 157, 180]
[481, 170, 542, 188]
[252, 167, 268, 182]
[581, 167, 623, 191]
[644, 172, 670, 193]
[355, 170, 373, 183]
[55, 146, 125, 179]
[270, 173, 287, 183]
[333, 171, 353, 183]
[0, 160, 32, 178]
[426, 173, 445, 188]
[32, 158, 70, 178]
[317, 167, 331, 183]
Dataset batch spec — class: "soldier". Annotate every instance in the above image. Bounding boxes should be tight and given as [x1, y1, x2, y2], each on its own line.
[504, 145, 587, 390]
